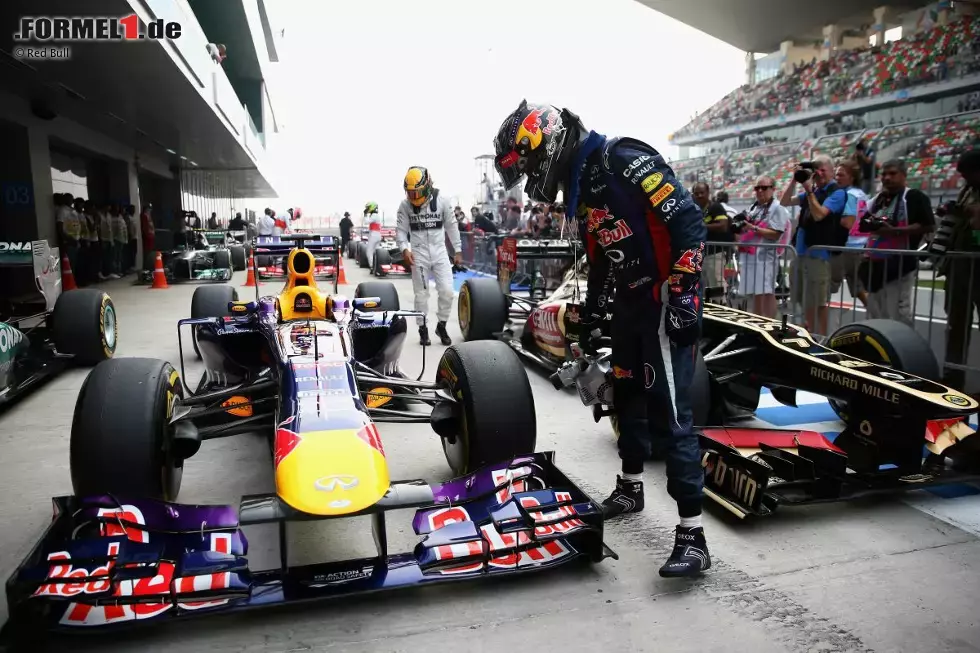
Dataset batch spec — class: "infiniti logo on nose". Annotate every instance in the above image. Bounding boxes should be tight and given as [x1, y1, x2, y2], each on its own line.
[315, 475, 359, 492]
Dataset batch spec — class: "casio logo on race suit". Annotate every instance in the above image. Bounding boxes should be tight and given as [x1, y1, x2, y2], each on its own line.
[622, 155, 651, 178]
[0, 324, 25, 354]
[597, 219, 633, 248]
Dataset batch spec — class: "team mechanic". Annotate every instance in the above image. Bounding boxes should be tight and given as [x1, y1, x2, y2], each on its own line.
[492, 100, 711, 578]
[363, 201, 382, 271]
[397, 166, 462, 346]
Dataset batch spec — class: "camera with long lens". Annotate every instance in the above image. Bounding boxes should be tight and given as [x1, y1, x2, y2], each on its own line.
[858, 214, 890, 234]
[730, 210, 750, 233]
[793, 161, 817, 184]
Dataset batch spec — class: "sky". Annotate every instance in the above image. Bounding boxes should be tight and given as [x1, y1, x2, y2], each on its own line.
[256, 0, 745, 218]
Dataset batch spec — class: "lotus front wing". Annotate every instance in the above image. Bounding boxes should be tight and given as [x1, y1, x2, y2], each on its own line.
[1, 452, 615, 640]
[700, 425, 980, 518]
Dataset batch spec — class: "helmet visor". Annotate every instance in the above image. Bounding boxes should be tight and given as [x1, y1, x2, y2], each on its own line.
[494, 150, 526, 190]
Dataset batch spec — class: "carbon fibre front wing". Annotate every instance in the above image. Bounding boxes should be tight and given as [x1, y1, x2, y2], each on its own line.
[1, 452, 615, 639]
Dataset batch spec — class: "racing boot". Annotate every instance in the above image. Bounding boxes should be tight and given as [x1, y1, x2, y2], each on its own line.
[419, 326, 432, 346]
[601, 475, 644, 518]
[436, 321, 452, 346]
[658, 526, 711, 578]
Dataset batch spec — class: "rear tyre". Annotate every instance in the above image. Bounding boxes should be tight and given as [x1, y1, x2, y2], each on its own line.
[355, 281, 400, 311]
[52, 289, 117, 365]
[826, 319, 940, 420]
[373, 248, 391, 277]
[438, 340, 536, 475]
[229, 245, 247, 271]
[458, 278, 507, 341]
[70, 358, 184, 500]
[190, 285, 238, 358]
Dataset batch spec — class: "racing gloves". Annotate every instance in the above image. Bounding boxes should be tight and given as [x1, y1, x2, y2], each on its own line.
[665, 245, 704, 348]
[579, 315, 604, 355]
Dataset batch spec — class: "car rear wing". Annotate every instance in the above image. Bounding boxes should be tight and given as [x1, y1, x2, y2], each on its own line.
[1, 452, 616, 639]
[252, 234, 339, 255]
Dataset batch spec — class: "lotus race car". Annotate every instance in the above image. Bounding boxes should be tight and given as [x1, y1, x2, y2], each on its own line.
[0, 240, 117, 409]
[459, 236, 585, 370]
[0, 234, 614, 641]
[553, 301, 980, 519]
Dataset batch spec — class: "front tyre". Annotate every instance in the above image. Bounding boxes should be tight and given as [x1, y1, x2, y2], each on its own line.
[70, 358, 184, 500]
[437, 341, 536, 475]
[52, 289, 117, 365]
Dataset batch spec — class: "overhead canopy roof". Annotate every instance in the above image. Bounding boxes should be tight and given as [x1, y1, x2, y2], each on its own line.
[633, 0, 924, 53]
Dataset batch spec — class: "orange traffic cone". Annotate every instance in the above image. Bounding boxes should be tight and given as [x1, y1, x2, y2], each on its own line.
[150, 252, 169, 289]
[61, 254, 77, 291]
[243, 253, 258, 287]
[337, 252, 348, 285]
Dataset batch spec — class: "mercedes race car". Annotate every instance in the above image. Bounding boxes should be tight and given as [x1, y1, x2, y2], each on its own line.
[0, 240, 117, 410]
[0, 235, 614, 641]
[257, 230, 338, 280]
[138, 229, 246, 284]
[458, 236, 586, 370]
[553, 301, 980, 519]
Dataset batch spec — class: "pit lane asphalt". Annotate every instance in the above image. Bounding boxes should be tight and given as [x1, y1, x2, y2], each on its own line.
[2, 264, 979, 653]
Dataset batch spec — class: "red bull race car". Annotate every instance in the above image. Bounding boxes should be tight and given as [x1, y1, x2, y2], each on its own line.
[0, 234, 614, 644]
[255, 232, 339, 284]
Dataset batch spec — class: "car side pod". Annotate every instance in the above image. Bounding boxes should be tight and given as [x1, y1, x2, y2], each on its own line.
[0, 453, 616, 640]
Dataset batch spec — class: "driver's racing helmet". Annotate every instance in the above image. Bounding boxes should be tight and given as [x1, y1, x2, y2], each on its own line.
[493, 100, 587, 203]
[364, 202, 378, 215]
[403, 166, 432, 208]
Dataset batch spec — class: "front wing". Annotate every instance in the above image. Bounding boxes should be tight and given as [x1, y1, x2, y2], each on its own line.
[1, 452, 614, 639]
[700, 425, 980, 518]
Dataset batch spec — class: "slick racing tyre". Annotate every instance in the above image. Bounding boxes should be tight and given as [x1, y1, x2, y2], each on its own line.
[826, 319, 940, 421]
[212, 248, 232, 273]
[71, 358, 184, 500]
[355, 281, 400, 311]
[373, 248, 391, 277]
[357, 242, 370, 269]
[438, 340, 536, 475]
[52, 289, 117, 365]
[229, 244, 247, 271]
[190, 284, 238, 359]
[458, 278, 507, 341]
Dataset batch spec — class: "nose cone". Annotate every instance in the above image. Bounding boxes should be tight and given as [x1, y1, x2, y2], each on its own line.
[274, 426, 390, 516]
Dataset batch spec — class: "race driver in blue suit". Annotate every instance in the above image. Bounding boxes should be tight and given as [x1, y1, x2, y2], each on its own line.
[493, 100, 710, 577]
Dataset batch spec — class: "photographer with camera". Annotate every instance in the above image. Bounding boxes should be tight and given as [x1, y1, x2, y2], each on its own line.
[857, 159, 934, 327]
[941, 150, 980, 392]
[780, 155, 848, 334]
[734, 176, 792, 317]
[855, 138, 877, 195]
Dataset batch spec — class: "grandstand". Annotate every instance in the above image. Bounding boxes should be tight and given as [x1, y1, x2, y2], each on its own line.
[656, 2, 980, 206]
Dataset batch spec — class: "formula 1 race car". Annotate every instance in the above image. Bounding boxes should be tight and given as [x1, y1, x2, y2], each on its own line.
[552, 301, 980, 519]
[458, 236, 585, 370]
[369, 228, 411, 277]
[138, 229, 244, 283]
[0, 235, 614, 640]
[0, 240, 117, 410]
[255, 232, 339, 281]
